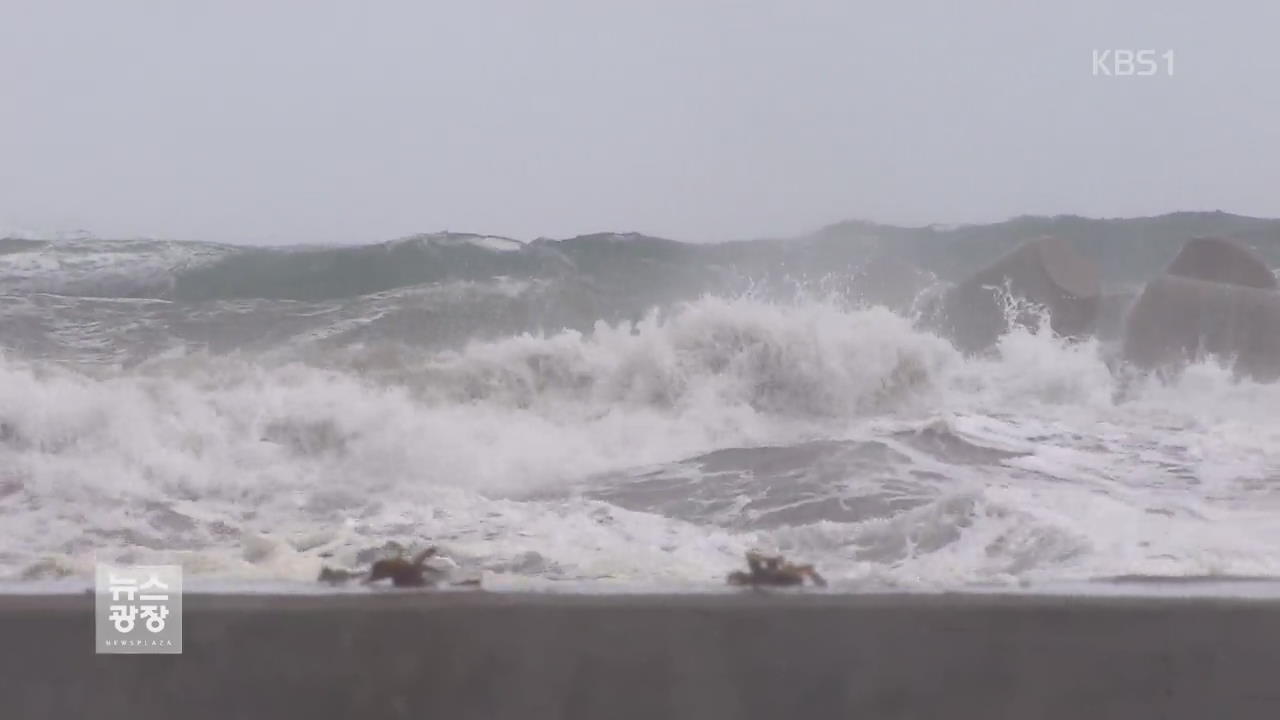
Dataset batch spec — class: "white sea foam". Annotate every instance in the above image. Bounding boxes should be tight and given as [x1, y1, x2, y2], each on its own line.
[1, 295, 1278, 591]
[0, 236, 235, 295]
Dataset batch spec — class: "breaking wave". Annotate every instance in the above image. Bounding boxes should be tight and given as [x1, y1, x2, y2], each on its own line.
[1, 287, 1278, 590]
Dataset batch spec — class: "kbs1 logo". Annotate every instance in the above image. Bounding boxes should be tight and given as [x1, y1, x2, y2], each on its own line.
[95, 564, 183, 654]
[1092, 49, 1175, 77]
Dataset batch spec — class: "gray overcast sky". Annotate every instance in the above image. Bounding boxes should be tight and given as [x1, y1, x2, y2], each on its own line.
[2, 0, 1278, 244]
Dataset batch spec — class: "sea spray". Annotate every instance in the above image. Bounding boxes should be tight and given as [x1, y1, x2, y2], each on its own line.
[2, 231, 1279, 589]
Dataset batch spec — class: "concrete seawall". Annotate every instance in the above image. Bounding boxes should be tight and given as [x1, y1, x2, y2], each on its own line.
[4, 592, 1279, 719]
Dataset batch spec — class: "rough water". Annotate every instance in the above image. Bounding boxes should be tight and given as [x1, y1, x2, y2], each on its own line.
[2, 230, 1278, 591]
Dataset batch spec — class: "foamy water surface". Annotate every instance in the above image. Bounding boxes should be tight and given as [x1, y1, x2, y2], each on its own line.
[1, 235, 1278, 594]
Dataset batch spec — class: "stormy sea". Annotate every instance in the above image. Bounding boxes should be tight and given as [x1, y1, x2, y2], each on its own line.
[3, 212, 1279, 593]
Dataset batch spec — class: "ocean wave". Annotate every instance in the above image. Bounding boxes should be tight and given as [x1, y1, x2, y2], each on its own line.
[2, 294, 1279, 587]
[0, 231, 915, 307]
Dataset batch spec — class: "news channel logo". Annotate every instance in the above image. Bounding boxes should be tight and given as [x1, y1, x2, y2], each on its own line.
[95, 564, 183, 654]
[1092, 49, 1175, 77]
